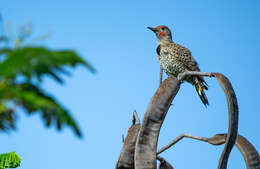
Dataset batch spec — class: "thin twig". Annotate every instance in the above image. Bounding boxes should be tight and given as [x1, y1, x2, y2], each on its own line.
[157, 134, 209, 155]
[177, 71, 214, 82]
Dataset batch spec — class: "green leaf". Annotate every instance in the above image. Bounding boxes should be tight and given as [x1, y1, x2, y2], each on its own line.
[0, 100, 16, 131]
[0, 47, 96, 82]
[0, 152, 21, 169]
[0, 83, 82, 137]
[0, 46, 94, 137]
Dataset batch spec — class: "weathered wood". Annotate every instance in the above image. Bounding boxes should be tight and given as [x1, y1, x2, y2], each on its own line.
[157, 134, 208, 155]
[235, 135, 260, 169]
[158, 133, 260, 169]
[213, 73, 239, 169]
[157, 156, 174, 169]
[135, 77, 180, 169]
[120, 71, 238, 169]
[116, 111, 141, 169]
[208, 134, 260, 169]
[177, 71, 238, 169]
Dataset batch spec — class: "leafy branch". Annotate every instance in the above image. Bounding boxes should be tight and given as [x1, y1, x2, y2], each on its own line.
[0, 19, 96, 138]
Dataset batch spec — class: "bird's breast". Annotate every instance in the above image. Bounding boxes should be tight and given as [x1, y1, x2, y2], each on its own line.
[158, 52, 186, 77]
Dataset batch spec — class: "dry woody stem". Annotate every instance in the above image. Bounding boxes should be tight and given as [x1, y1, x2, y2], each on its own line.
[158, 133, 260, 169]
[116, 71, 242, 169]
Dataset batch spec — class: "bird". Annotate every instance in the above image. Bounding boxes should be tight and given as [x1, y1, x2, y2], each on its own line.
[148, 25, 209, 106]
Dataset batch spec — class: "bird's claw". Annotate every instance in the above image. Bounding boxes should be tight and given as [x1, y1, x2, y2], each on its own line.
[177, 75, 185, 83]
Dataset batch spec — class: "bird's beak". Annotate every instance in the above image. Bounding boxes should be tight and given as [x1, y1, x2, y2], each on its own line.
[147, 27, 157, 33]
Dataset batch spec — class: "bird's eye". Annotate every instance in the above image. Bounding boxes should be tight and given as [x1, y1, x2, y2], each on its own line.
[161, 27, 165, 31]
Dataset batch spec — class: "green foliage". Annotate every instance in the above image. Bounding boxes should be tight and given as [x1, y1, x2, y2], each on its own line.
[0, 152, 21, 169]
[0, 47, 95, 82]
[0, 20, 96, 137]
[0, 82, 81, 136]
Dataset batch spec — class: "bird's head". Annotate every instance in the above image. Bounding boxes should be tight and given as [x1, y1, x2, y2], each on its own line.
[147, 25, 172, 43]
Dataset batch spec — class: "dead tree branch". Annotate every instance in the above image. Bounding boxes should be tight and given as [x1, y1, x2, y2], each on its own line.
[177, 71, 214, 82]
[158, 133, 260, 169]
[177, 71, 238, 169]
[133, 110, 140, 125]
[116, 110, 141, 169]
[135, 77, 180, 169]
[157, 134, 208, 154]
[157, 156, 174, 169]
[115, 71, 238, 169]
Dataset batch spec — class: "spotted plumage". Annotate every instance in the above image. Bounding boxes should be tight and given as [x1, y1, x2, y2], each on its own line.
[148, 25, 209, 106]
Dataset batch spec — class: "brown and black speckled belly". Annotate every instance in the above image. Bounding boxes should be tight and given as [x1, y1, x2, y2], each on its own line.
[159, 55, 185, 77]
[158, 54, 195, 84]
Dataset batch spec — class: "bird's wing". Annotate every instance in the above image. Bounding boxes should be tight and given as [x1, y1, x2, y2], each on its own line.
[169, 43, 208, 88]
[169, 43, 200, 71]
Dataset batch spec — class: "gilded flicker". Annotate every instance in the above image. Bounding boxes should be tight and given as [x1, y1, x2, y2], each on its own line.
[148, 25, 209, 106]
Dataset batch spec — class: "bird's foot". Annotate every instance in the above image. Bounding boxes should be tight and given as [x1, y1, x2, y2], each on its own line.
[177, 74, 185, 83]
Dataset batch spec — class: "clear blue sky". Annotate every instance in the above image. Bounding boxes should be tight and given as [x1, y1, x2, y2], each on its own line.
[1, 0, 260, 169]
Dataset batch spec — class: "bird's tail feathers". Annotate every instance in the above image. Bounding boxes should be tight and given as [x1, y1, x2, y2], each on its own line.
[195, 79, 209, 106]
[198, 76, 208, 90]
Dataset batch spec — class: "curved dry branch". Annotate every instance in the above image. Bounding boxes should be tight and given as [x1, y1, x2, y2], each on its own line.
[212, 73, 239, 169]
[132, 71, 237, 169]
[116, 110, 141, 169]
[178, 71, 238, 169]
[235, 135, 260, 169]
[208, 134, 260, 169]
[135, 77, 180, 169]
[158, 133, 260, 169]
